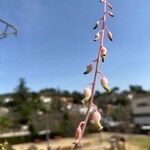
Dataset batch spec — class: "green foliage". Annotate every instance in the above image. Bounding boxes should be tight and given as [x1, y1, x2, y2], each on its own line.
[108, 106, 131, 122]
[71, 91, 83, 104]
[14, 78, 29, 103]
[61, 90, 71, 97]
[1, 78, 150, 139]
[13, 78, 30, 114]
[39, 88, 59, 97]
[60, 112, 74, 136]
[129, 85, 147, 94]
[128, 135, 150, 149]
[0, 117, 11, 129]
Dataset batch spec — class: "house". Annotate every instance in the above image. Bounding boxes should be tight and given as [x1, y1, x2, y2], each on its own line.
[132, 96, 150, 133]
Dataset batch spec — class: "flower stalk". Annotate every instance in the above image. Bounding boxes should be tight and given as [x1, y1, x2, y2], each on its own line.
[73, 0, 114, 149]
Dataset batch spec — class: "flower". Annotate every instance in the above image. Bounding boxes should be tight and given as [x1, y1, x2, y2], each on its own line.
[75, 121, 85, 142]
[93, 21, 100, 30]
[94, 32, 100, 41]
[91, 111, 103, 130]
[108, 11, 114, 17]
[107, 2, 112, 9]
[83, 63, 93, 75]
[100, 76, 111, 93]
[100, 46, 107, 62]
[108, 31, 113, 41]
[81, 87, 92, 104]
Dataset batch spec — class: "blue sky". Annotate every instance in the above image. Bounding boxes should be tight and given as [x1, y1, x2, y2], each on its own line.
[0, 0, 150, 93]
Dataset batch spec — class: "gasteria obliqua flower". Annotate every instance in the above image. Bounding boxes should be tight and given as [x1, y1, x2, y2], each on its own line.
[93, 21, 100, 30]
[83, 63, 93, 75]
[94, 32, 100, 42]
[81, 87, 92, 104]
[108, 31, 113, 41]
[108, 11, 114, 17]
[100, 45, 107, 62]
[73, 0, 115, 148]
[100, 76, 111, 93]
[75, 121, 85, 142]
[107, 2, 112, 9]
[91, 110, 103, 130]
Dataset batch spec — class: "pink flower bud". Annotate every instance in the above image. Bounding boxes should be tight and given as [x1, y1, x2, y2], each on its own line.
[94, 32, 100, 41]
[101, 76, 111, 93]
[81, 87, 91, 104]
[75, 121, 85, 140]
[75, 126, 82, 140]
[101, 76, 108, 86]
[84, 87, 92, 98]
[108, 11, 114, 17]
[108, 31, 113, 41]
[83, 63, 93, 75]
[92, 111, 101, 123]
[93, 21, 99, 30]
[91, 111, 103, 130]
[100, 46, 107, 62]
[100, 46, 107, 56]
[107, 2, 112, 9]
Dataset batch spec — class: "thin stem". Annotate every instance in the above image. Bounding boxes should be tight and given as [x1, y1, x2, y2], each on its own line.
[75, 0, 108, 147]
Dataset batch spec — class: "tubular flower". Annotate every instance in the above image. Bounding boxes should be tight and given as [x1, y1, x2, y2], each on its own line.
[108, 11, 114, 17]
[75, 121, 85, 142]
[94, 32, 100, 41]
[108, 31, 113, 41]
[81, 87, 92, 104]
[107, 2, 112, 9]
[73, 0, 115, 148]
[91, 111, 103, 130]
[83, 63, 93, 75]
[101, 76, 111, 93]
[100, 45, 107, 62]
[93, 21, 100, 30]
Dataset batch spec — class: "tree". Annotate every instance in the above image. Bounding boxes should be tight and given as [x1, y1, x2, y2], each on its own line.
[40, 88, 58, 97]
[61, 90, 71, 97]
[129, 85, 146, 94]
[14, 78, 29, 103]
[111, 87, 120, 94]
[0, 116, 11, 136]
[13, 78, 31, 124]
[71, 91, 83, 104]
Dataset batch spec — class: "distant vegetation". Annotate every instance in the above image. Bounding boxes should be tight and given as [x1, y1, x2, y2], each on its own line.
[0, 78, 150, 143]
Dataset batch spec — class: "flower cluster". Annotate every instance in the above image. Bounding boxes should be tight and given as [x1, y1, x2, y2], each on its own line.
[73, 0, 114, 149]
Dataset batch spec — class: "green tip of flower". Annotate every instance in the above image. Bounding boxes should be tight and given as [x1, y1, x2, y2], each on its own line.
[83, 70, 90, 75]
[81, 97, 90, 104]
[104, 86, 111, 93]
[95, 122, 103, 131]
[102, 57, 105, 62]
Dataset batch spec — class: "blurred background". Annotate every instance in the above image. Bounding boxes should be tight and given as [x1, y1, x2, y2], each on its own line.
[0, 0, 150, 149]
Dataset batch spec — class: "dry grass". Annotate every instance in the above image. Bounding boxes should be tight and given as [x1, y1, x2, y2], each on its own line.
[13, 132, 149, 150]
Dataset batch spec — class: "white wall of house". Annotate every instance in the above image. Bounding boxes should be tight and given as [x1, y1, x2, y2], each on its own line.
[132, 97, 150, 125]
[132, 97, 150, 115]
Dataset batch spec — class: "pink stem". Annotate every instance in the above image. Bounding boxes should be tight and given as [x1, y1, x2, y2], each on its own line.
[74, 0, 107, 148]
